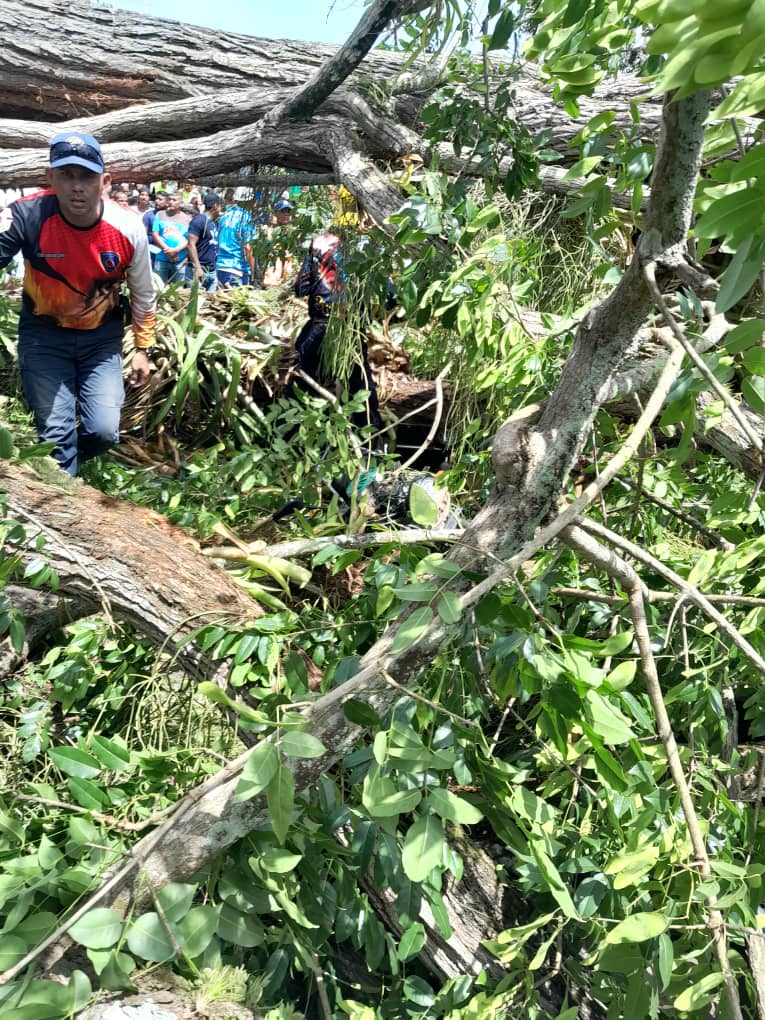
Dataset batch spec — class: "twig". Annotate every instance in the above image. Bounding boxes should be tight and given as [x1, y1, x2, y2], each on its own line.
[370, 394, 439, 444]
[561, 523, 744, 1020]
[550, 586, 765, 609]
[644, 261, 763, 455]
[380, 669, 479, 731]
[614, 475, 734, 551]
[289, 368, 364, 461]
[261, 526, 464, 560]
[392, 361, 451, 475]
[12, 793, 177, 833]
[578, 517, 765, 676]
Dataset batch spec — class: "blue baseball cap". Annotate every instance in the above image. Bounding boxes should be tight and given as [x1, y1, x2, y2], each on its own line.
[49, 132, 105, 175]
[274, 199, 293, 211]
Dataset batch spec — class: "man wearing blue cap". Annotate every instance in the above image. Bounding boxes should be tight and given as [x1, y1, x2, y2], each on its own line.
[0, 132, 156, 475]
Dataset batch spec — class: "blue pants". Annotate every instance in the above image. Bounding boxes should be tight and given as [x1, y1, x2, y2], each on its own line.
[18, 328, 124, 476]
[184, 265, 218, 291]
[155, 258, 187, 286]
[216, 269, 250, 288]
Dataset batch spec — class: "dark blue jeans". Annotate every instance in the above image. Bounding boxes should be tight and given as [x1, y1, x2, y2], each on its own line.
[184, 264, 218, 291]
[216, 268, 250, 288]
[18, 327, 124, 476]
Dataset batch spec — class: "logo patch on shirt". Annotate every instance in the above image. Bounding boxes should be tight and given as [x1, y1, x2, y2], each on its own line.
[100, 251, 120, 273]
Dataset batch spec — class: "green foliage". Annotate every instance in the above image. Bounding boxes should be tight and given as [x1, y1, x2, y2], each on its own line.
[2, 2, 765, 1016]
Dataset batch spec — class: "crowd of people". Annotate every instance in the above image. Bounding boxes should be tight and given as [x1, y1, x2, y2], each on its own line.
[0, 129, 379, 477]
[102, 180, 296, 291]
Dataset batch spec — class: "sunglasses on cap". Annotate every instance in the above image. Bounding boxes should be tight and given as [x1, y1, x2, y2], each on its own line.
[49, 134, 105, 175]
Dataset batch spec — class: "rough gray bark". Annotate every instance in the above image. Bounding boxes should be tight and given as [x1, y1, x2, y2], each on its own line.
[0, 0, 674, 206]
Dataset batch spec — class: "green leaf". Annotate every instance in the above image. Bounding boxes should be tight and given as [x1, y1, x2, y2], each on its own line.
[47, 746, 101, 779]
[397, 922, 426, 961]
[657, 932, 674, 991]
[11, 911, 58, 945]
[530, 841, 578, 918]
[724, 318, 765, 355]
[389, 606, 434, 655]
[88, 734, 131, 772]
[409, 482, 439, 526]
[365, 785, 422, 818]
[436, 591, 462, 624]
[69, 908, 123, 950]
[605, 844, 660, 890]
[402, 814, 445, 883]
[267, 765, 295, 844]
[585, 691, 635, 745]
[217, 902, 264, 947]
[743, 376, 765, 415]
[280, 731, 327, 759]
[596, 631, 634, 656]
[351, 819, 377, 872]
[67, 776, 107, 810]
[234, 742, 280, 803]
[603, 911, 668, 946]
[0, 935, 26, 970]
[176, 905, 218, 958]
[0, 428, 14, 459]
[342, 699, 381, 728]
[716, 235, 765, 313]
[673, 971, 726, 1012]
[125, 913, 176, 963]
[695, 184, 765, 247]
[157, 883, 196, 925]
[426, 787, 483, 824]
[743, 347, 765, 375]
[489, 7, 515, 49]
[392, 582, 438, 602]
[259, 848, 303, 873]
[605, 660, 637, 690]
[98, 951, 137, 992]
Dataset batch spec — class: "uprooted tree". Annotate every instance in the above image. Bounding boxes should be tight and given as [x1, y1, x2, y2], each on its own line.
[1, 0, 765, 1018]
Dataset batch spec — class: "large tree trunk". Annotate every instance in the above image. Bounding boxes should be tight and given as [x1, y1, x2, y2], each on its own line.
[0, 0, 668, 197]
[0, 462, 261, 680]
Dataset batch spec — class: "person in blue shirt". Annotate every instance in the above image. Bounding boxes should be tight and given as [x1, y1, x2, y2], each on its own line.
[215, 188, 255, 288]
[152, 191, 191, 285]
[186, 191, 222, 291]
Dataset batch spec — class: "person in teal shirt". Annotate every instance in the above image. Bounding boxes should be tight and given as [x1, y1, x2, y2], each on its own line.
[152, 191, 191, 285]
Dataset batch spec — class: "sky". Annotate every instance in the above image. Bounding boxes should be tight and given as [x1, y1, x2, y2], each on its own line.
[108, 0, 367, 45]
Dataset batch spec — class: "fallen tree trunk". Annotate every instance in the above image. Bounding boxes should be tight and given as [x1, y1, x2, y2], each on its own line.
[2, 84, 708, 962]
[0, 0, 675, 204]
[0, 461, 261, 679]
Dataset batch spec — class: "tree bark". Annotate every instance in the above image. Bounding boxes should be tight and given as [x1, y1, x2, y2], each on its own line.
[0, 0, 671, 200]
[0, 461, 261, 680]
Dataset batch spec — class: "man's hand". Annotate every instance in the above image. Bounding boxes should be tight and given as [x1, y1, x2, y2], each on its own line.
[128, 349, 151, 387]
